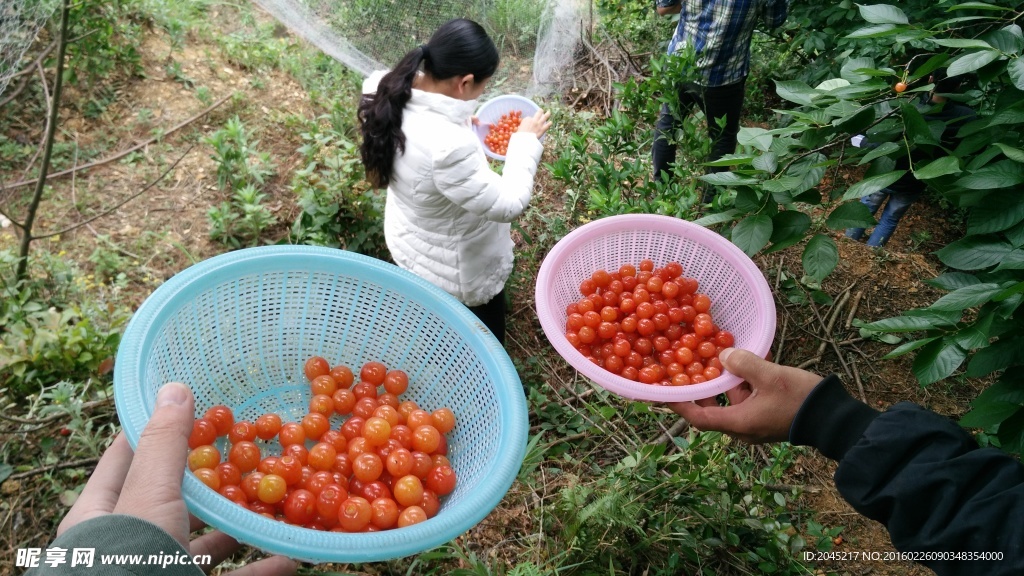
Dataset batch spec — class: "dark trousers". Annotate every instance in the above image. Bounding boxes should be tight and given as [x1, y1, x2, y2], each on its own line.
[652, 78, 747, 190]
[468, 288, 506, 345]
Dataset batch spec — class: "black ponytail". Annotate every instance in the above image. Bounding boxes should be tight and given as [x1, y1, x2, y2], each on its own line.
[358, 19, 500, 188]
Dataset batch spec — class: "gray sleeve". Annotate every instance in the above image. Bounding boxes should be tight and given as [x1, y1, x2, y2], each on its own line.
[25, 515, 202, 576]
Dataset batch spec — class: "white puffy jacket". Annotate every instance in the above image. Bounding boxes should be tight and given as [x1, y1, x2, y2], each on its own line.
[363, 72, 543, 306]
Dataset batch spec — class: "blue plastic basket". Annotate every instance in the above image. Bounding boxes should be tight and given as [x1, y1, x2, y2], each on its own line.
[114, 246, 529, 563]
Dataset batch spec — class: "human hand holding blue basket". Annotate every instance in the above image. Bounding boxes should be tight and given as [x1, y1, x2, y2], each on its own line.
[114, 246, 529, 563]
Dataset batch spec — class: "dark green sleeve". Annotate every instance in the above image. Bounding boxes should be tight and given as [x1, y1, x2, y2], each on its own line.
[25, 515, 202, 575]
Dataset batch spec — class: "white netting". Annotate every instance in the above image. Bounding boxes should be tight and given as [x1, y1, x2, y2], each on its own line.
[0, 0, 60, 98]
[252, 0, 586, 96]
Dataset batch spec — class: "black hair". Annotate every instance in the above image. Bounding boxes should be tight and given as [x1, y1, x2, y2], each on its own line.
[358, 19, 499, 188]
[932, 68, 964, 94]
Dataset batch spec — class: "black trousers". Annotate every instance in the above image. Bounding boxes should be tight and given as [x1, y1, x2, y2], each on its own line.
[652, 78, 747, 191]
[468, 288, 506, 345]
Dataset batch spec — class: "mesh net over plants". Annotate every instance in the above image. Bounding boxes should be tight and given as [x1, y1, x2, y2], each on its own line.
[0, 0, 59, 97]
[252, 0, 585, 95]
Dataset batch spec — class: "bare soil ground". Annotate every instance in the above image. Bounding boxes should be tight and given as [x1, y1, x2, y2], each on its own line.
[1, 8, 981, 575]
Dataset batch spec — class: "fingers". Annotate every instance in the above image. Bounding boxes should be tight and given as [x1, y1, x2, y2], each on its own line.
[58, 433, 134, 536]
[189, 513, 207, 533]
[724, 382, 753, 405]
[113, 382, 195, 547]
[717, 348, 771, 381]
[224, 556, 298, 576]
[693, 396, 719, 408]
[669, 401, 747, 436]
[518, 109, 552, 137]
[190, 530, 242, 573]
[533, 109, 552, 136]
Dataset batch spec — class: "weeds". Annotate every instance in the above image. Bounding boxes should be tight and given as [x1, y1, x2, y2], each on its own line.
[288, 108, 388, 260]
[203, 116, 279, 247]
[547, 52, 706, 220]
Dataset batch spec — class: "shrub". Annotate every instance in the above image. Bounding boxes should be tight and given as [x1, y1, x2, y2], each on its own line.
[0, 249, 127, 399]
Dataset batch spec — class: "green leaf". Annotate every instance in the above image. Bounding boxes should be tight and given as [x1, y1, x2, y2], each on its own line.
[994, 142, 1024, 163]
[752, 151, 779, 174]
[997, 410, 1024, 455]
[912, 338, 967, 385]
[835, 105, 876, 134]
[993, 281, 1024, 302]
[792, 160, 828, 195]
[948, 2, 1014, 11]
[936, 236, 1014, 270]
[959, 401, 1019, 429]
[1006, 220, 1024, 248]
[966, 337, 1024, 377]
[925, 272, 980, 290]
[883, 336, 940, 359]
[863, 315, 954, 333]
[846, 24, 898, 39]
[857, 4, 908, 24]
[840, 57, 878, 83]
[985, 26, 1024, 55]
[930, 38, 994, 49]
[774, 80, 819, 106]
[909, 54, 951, 81]
[731, 214, 773, 257]
[816, 78, 851, 91]
[762, 175, 804, 194]
[735, 188, 762, 213]
[802, 234, 838, 283]
[994, 249, 1024, 271]
[914, 156, 961, 179]
[956, 160, 1024, 189]
[904, 308, 963, 324]
[859, 142, 901, 165]
[975, 377, 1024, 406]
[767, 211, 811, 253]
[826, 201, 876, 230]
[693, 209, 741, 227]
[843, 171, 907, 200]
[902, 102, 939, 146]
[737, 127, 774, 152]
[929, 283, 1005, 311]
[967, 195, 1024, 234]
[1009, 58, 1024, 91]
[955, 311, 995, 350]
[947, 50, 1002, 77]
[704, 153, 756, 167]
[699, 172, 761, 186]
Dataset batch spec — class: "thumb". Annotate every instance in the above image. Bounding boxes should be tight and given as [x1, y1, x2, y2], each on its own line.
[719, 348, 772, 381]
[114, 382, 195, 546]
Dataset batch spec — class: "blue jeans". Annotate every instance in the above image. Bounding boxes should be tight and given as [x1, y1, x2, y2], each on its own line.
[845, 188, 920, 247]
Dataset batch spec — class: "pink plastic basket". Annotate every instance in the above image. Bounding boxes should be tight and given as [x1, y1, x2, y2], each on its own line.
[535, 214, 776, 402]
[474, 94, 541, 161]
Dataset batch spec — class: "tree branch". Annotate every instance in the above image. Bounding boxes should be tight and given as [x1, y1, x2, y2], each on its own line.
[16, 0, 70, 281]
[0, 41, 57, 108]
[0, 93, 232, 192]
[32, 144, 195, 240]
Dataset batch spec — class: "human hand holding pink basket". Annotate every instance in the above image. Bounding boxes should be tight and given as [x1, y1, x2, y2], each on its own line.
[535, 214, 776, 402]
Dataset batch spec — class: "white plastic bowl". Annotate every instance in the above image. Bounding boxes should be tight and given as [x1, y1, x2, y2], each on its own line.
[474, 94, 541, 161]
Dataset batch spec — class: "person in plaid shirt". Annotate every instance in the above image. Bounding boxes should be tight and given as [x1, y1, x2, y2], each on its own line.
[652, 0, 788, 199]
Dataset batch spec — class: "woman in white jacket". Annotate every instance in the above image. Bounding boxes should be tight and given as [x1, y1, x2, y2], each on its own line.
[358, 19, 551, 344]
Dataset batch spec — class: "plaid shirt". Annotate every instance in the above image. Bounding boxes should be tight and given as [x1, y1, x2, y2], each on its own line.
[657, 0, 788, 86]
